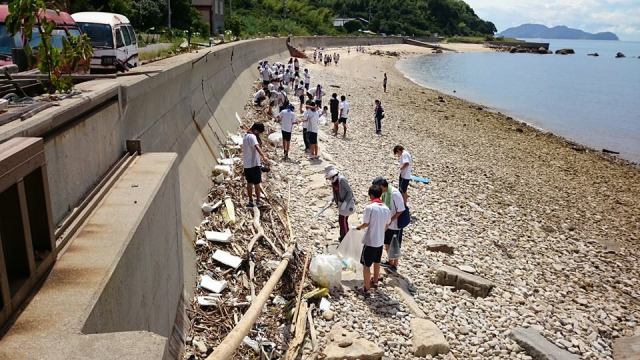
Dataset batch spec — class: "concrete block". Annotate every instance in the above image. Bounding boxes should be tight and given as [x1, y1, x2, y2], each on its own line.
[613, 335, 640, 360]
[511, 327, 580, 360]
[434, 265, 494, 297]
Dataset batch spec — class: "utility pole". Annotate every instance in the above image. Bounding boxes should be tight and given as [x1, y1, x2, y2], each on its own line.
[167, 0, 172, 29]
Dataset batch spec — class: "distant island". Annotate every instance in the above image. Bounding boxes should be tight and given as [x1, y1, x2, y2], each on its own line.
[499, 24, 619, 40]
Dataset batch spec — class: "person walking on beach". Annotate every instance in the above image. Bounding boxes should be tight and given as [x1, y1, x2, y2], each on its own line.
[314, 84, 325, 108]
[302, 101, 320, 160]
[295, 81, 306, 113]
[383, 73, 388, 93]
[394, 145, 412, 203]
[356, 184, 391, 296]
[301, 100, 311, 153]
[338, 95, 350, 138]
[329, 93, 340, 136]
[303, 69, 310, 90]
[277, 104, 297, 160]
[243, 123, 270, 208]
[325, 165, 355, 242]
[374, 99, 385, 135]
[372, 177, 405, 272]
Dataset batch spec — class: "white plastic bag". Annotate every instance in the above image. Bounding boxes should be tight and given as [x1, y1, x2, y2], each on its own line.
[309, 255, 342, 289]
[337, 229, 365, 273]
[268, 132, 282, 146]
[388, 233, 402, 260]
[319, 115, 328, 126]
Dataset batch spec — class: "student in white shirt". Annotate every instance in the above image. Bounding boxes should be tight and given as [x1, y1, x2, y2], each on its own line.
[303, 69, 310, 90]
[242, 123, 270, 207]
[372, 178, 406, 272]
[338, 95, 350, 138]
[253, 88, 270, 106]
[277, 104, 297, 160]
[393, 145, 413, 202]
[356, 185, 391, 295]
[301, 101, 320, 160]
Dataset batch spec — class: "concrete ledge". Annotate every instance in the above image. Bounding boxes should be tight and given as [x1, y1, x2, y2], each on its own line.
[434, 265, 494, 297]
[511, 327, 580, 360]
[0, 153, 181, 360]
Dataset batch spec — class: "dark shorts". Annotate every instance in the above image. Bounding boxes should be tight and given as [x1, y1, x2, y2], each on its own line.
[315, 99, 322, 107]
[304, 83, 310, 90]
[307, 131, 318, 145]
[384, 229, 403, 246]
[262, 80, 269, 86]
[338, 117, 348, 124]
[282, 130, 292, 141]
[244, 166, 262, 184]
[399, 177, 410, 193]
[331, 113, 339, 122]
[360, 245, 383, 267]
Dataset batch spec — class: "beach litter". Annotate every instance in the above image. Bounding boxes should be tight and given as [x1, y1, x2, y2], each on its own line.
[205, 229, 233, 243]
[212, 250, 243, 269]
[200, 275, 227, 293]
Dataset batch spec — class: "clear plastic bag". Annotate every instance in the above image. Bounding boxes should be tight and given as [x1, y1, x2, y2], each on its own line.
[309, 255, 342, 289]
[388, 234, 402, 260]
[336, 229, 365, 273]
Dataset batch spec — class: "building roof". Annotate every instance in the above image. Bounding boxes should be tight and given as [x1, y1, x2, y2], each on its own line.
[71, 12, 131, 27]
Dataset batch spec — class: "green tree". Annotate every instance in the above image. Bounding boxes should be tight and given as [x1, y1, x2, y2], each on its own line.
[342, 19, 362, 33]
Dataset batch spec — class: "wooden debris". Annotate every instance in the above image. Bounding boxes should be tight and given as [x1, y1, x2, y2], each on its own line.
[284, 301, 309, 360]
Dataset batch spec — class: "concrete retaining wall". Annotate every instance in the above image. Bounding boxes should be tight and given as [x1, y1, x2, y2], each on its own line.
[0, 36, 404, 358]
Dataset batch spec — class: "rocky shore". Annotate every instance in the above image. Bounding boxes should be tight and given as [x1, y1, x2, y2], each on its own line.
[265, 44, 640, 359]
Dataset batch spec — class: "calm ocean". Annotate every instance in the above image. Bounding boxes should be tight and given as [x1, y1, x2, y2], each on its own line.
[396, 39, 640, 163]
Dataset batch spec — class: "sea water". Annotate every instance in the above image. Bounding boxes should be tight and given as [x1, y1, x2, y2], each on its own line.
[397, 39, 640, 163]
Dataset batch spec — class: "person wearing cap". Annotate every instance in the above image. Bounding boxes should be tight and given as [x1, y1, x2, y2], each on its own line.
[372, 177, 405, 271]
[276, 104, 297, 160]
[243, 123, 270, 208]
[325, 165, 355, 242]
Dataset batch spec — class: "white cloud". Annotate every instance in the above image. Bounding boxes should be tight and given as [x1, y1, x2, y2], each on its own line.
[465, 0, 640, 40]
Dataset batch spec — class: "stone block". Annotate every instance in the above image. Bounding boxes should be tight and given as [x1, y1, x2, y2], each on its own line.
[613, 335, 640, 360]
[324, 325, 383, 360]
[425, 241, 454, 254]
[411, 318, 450, 357]
[434, 265, 494, 297]
[511, 327, 580, 360]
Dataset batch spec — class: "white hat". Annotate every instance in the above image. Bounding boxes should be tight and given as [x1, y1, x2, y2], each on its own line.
[324, 165, 338, 179]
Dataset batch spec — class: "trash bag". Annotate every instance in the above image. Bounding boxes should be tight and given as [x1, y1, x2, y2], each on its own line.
[388, 233, 402, 260]
[336, 228, 365, 273]
[309, 255, 342, 289]
[319, 115, 328, 126]
[268, 132, 282, 146]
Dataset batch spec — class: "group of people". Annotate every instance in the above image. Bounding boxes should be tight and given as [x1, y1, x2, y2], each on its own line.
[313, 48, 340, 66]
[325, 145, 413, 296]
[245, 53, 411, 296]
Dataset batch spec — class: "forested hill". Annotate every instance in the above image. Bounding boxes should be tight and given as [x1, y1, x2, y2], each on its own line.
[230, 0, 496, 37]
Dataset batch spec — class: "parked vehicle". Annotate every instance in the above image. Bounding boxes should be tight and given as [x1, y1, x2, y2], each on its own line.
[0, 5, 82, 69]
[71, 12, 138, 73]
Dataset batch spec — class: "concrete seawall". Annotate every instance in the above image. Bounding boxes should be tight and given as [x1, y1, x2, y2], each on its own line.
[0, 36, 404, 358]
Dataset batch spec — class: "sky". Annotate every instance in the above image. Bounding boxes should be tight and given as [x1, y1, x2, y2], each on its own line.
[465, 0, 640, 41]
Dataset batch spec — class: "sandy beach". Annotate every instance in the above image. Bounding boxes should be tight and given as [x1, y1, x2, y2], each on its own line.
[269, 43, 639, 359]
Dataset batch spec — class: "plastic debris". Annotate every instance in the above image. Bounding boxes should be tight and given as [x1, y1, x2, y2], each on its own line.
[319, 297, 331, 312]
[214, 173, 225, 184]
[267, 132, 282, 146]
[336, 229, 365, 273]
[411, 175, 431, 184]
[205, 229, 233, 243]
[243, 337, 260, 353]
[201, 200, 223, 213]
[197, 295, 219, 306]
[195, 239, 206, 246]
[200, 275, 227, 293]
[309, 255, 342, 289]
[303, 287, 329, 300]
[212, 250, 242, 269]
[223, 197, 236, 224]
[213, 165, 232, 175]
[272, 295, 287, 305]
[230, 134, 243, 146]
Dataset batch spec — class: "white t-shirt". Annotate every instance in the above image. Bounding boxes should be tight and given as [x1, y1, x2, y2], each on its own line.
[304, 72, 310, 84]
[261, 67, 271, 81]
[400, 150, 413, 179]
[279, 109, 296, 132]
[305, 110, 320, 133]
[388, 189, 406, 230]
[253, 89, 265, 101]
[283, 72, 291, 83]
[339, 100, 350, 119]
[242, 133, 261, 168]
[362, 202, 391, 247]
[301, 109, 308, 129]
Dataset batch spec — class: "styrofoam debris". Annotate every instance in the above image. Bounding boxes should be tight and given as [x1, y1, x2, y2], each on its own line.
[223, 197, 236, 224]
[197, 295, 219, 306]
[319, 297, 331, 312]
[201, 200, 223, 213]
[267, 132, 282, 146]
[213, 165, 232, 175]
[205, 229, 233, 243]
[243, 336, 260, 353]
[212, 250, 242, 269]
[217, 158, 238, 165]
[230, 135, 243, 146]
[200, 275, 227, 293]
[195, 239, 206, 246]
[272, 295, 287, 305]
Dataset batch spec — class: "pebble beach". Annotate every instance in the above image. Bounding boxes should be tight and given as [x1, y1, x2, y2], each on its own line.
[267, 43, 640, 359]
